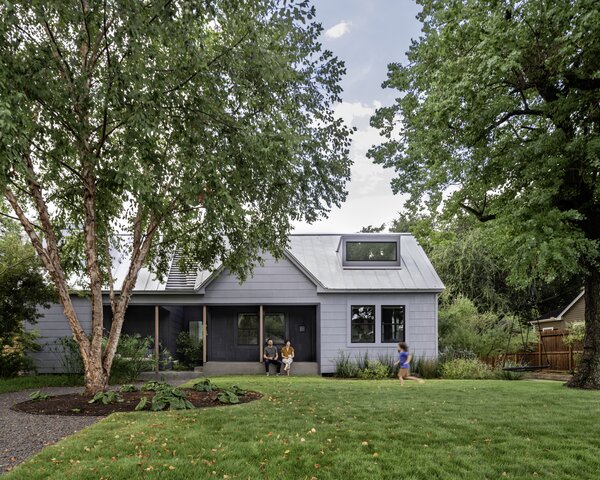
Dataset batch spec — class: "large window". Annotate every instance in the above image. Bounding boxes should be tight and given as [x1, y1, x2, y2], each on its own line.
[237, 313, 259, 345]
[341, 235, 401, 267]
[351, 305, 375, 343]
[381, 306, 405, 343]
[346, 242, 397, 262]
[264, 313, 285, 345]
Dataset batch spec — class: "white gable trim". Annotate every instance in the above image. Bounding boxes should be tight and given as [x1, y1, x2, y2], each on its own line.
[556, 290, 585, 320]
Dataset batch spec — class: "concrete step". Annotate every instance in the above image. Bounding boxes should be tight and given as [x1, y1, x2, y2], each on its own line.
[203, 361, 319, 376]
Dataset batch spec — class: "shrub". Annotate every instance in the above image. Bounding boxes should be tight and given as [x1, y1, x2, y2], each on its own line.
[376, 353, 398, 378]
[217, 390, 240, 404]
[334, 351, 358, 378]
[411, 357, 441, 379]
[110, 334, 156, 384]
[440, 358, 494, 379]
[135, 396, 148, 411]
[88, 391, 123, 405]
[29, 390, 50, 401]
[357, 361, 390, 380]
[120, 384, 138, 392]
[56, 334, 167, 383]
[141, 380, 170, 391]
[151, 385, 193, 411]
[230, 385, 247, 396]
[176, 331, 203, 368]
[0, 331, 40, 377]
[192, 378, 215, 392]
[54, 337, 84, 375]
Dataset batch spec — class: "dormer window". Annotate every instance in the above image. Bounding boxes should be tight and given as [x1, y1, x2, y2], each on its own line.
[340, 235, 401, 268]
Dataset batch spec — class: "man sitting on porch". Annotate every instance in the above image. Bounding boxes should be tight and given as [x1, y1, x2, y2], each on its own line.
[263, 339, 282, 376]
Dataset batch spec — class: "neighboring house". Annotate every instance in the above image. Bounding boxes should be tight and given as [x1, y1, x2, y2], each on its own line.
[30, 233, 444, 375]
[534, 291, 585, 331]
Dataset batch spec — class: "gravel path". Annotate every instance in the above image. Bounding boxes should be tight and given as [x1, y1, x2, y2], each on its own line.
[0, 387, 101, 474]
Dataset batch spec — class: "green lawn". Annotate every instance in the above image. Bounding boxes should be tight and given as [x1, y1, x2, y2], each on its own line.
[6, 377, 600, 479]
[0, 374, 83, 394]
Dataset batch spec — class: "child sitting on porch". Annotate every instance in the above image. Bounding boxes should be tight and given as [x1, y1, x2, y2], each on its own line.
[281, 340, 295, 376]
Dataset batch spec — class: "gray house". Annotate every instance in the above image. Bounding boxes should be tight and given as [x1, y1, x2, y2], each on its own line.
[31, 233, 444, 375]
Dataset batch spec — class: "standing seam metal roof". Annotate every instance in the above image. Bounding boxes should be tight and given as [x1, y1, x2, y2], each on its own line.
[109, 233, 444, 293]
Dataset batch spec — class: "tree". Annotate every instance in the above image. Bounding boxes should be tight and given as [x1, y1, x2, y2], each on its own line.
[390, 211, 581, 320]
[0, 1, 352, 393]
[0, 218, 55, 376]
[369, 0, 600, 387]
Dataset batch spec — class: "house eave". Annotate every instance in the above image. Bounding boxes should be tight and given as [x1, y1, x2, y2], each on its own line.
[315, 286, 445, 294]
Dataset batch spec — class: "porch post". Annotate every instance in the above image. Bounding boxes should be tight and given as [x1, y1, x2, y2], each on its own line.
[202, 304, 207, 364]
[154, 305, 159, 374]
[259, 305, 264, 362]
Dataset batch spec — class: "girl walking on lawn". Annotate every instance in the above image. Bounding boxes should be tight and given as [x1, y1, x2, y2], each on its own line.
[394, 342, 424, 386]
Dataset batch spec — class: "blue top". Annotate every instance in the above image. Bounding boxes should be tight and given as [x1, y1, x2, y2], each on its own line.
[398, 351, 410, 369]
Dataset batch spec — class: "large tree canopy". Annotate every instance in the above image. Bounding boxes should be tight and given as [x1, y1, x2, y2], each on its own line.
[369, 0, 600, 387]
[0, 0, 352, 393]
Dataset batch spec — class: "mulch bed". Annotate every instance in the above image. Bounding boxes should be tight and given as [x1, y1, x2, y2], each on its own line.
[12, 389, 262, 416]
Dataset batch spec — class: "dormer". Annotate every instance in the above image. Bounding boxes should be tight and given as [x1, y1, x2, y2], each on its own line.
[337, 234, 402, 269]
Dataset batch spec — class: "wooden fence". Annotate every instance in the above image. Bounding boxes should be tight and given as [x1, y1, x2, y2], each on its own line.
[484, 329, 583, 373]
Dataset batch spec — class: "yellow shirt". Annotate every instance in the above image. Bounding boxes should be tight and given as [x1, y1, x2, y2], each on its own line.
[281, 346, 295, 358]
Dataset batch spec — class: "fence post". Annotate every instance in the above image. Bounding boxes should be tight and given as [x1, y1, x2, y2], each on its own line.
[538, 335, 542, 367]
[568, 343, 573, 372]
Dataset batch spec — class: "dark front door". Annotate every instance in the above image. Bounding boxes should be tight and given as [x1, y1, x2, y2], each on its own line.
[263, 306, 316, 362]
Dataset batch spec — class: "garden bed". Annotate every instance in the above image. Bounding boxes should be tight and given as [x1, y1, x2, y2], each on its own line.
[11, 388, 262, 416]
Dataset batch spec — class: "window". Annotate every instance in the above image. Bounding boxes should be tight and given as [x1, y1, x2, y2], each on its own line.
[351, 305, 375, 343]
[264, 313, 285, 345]
[237, 313, 259, 345]
[381, 306, 405, 343]
[346, 242, 397, 262]
[341, 235, 401, 267]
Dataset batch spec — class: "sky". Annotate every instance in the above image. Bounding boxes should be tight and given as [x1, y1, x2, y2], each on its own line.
[292, 0, 423, 233]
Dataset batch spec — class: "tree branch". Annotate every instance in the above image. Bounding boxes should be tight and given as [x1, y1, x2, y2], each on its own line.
[164, 30, 252, 94]
[41, 13, 73, 86]
[460, 202, 496, 222]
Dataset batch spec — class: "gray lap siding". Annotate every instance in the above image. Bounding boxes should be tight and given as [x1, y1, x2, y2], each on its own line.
[29, 254, 439, 374]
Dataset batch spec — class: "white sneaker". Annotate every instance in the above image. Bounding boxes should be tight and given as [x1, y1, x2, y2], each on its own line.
[266, 373, 270, 376]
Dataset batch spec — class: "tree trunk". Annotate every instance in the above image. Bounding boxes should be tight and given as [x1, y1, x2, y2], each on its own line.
[567, 265, 600, 389]
[83, 354, 109, 395]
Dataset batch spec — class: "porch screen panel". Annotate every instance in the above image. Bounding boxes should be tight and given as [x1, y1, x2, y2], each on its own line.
[238, 313, 259, 345]
[189, 321, 202, 347]
[264, 313, 285, 345]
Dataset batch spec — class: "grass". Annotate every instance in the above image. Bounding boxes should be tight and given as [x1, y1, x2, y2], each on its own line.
[0, 374, 83, 394]
[6, 377, 600, 479]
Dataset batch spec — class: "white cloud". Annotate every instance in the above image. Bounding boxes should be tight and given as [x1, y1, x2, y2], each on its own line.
[293, 100, 405, 233]
[325, 21, 351, 39]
